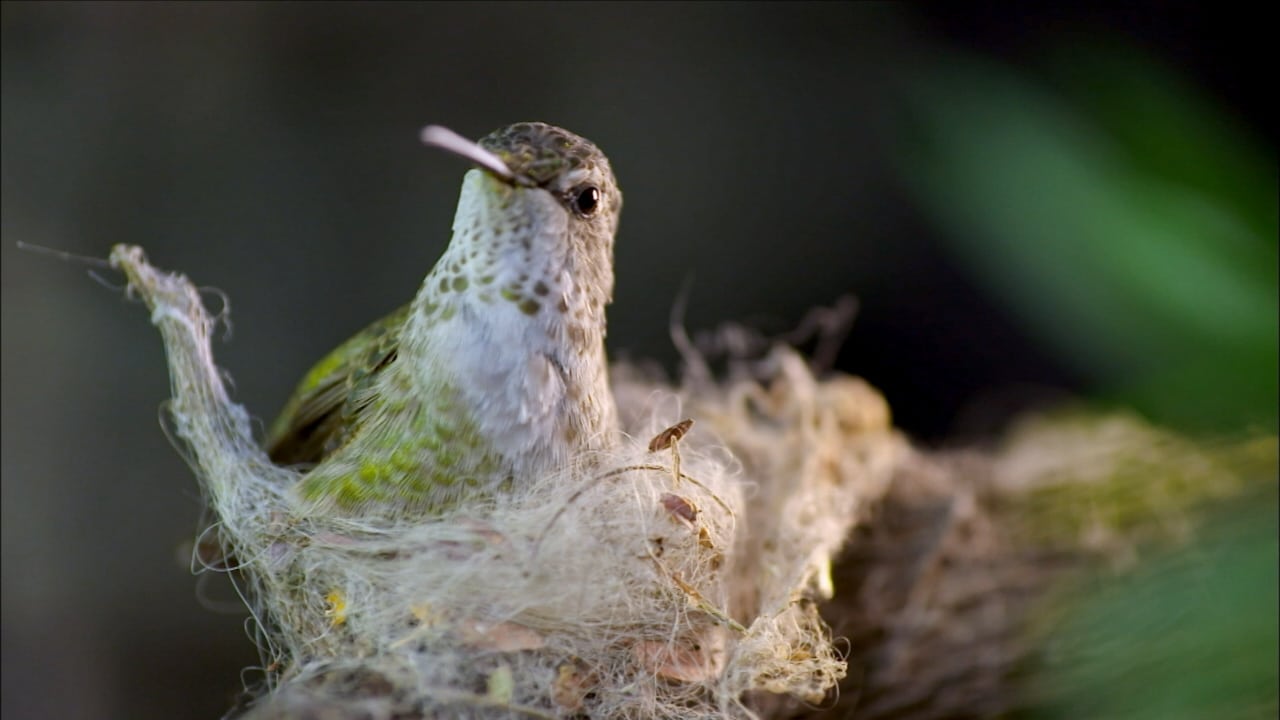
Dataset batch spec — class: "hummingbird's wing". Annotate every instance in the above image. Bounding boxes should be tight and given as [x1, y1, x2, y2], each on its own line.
[266, 304, 411, 467]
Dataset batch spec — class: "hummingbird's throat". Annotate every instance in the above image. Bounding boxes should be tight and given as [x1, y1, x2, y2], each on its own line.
[413, 170, 609, 349]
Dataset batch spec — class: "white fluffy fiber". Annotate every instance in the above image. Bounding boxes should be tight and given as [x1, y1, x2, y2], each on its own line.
[111, 245, 905, 719]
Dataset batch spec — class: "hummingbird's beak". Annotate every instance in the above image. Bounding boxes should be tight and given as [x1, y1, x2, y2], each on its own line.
[420, 125, 531, 187]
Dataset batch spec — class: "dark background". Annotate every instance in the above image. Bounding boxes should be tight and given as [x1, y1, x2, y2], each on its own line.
[2, 3, 1273, 718]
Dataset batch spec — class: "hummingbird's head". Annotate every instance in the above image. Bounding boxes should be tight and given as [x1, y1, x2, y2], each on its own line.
[478, 122, 622, 241]
[421, 123, 622, 332]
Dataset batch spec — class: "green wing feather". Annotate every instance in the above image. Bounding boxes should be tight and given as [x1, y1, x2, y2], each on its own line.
[266, 304, 411, 466]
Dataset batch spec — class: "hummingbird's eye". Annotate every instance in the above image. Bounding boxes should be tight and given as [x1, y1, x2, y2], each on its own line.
[572, 186, 601, 217]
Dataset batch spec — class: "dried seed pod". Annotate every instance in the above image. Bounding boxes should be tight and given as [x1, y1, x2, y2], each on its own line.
[649, 419, 694, 452]
[661, 492, 699, 523]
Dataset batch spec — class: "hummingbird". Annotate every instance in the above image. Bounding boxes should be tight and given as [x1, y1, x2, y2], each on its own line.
[265, 122, 623, 516]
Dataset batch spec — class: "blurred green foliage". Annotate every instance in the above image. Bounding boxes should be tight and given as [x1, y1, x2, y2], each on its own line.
[1023, 480, 1278, 719]
[896, 44, 1278, 433]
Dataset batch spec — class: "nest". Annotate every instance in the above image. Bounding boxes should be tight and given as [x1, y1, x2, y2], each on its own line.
[111, 246, 904, 719]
